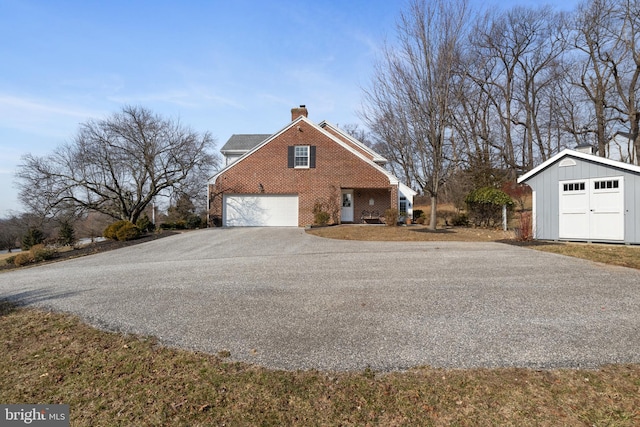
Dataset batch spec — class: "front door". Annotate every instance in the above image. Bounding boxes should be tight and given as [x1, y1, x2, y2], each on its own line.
[341, 190, 354, 222]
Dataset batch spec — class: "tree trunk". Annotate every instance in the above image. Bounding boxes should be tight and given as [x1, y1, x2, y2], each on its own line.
[429, 195, 438, 229]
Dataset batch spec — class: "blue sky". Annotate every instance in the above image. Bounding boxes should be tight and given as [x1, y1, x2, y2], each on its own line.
[0, 0, 579, 217]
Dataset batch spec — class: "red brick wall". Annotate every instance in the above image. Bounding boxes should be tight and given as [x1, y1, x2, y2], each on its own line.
[209, 120, 396, 226]
[354, 189, 392, 220]
[322, 126, 374, 161]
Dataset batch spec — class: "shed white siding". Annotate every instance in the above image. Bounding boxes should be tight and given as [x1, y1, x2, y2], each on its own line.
[518, 149, 640, 244]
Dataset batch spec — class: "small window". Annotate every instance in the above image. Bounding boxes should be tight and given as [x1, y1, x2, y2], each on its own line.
[563, 182, 585, 192]
[594, 179, 619, 190]
[294, 146, 309, 168]
[399, 197, 407, 214]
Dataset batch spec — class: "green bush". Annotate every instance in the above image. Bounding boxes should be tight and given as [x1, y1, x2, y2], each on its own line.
[384, 208, 399, 226]
[7, 244, 57, 267]
[313, 202, 330, 226]
[465, 187, 514, 227]
[58, 220, 76, 246]
[30, 244, 56, 262]
[136, 214, 153, 233]
[115, 222, 140, 241]
[22, 227, 44, 250]
[451, 213, 469, 227]
[104, 221, 127, 240]
[104, 220, 140, 241]
[185, 214, 204, 229]
[160, 221, 187, 230]
[314, 211, 330, 226]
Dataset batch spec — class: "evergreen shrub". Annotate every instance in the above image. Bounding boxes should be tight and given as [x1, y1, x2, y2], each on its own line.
[465, 187, 514, 227]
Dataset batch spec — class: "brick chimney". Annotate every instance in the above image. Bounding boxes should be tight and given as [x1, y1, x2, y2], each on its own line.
[291, 105, 308, 121]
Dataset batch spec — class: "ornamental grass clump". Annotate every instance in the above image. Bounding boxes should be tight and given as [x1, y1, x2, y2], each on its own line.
[9, 243, 56, 267]
[384, 208, 399, 226]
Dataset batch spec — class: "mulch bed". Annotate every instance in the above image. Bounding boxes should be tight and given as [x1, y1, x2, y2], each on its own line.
[0, 231, 178, 271]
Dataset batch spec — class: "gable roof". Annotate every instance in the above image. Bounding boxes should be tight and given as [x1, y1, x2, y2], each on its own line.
[209, 115, 400, 185]
[517, 149, 640, 183]
[220, 134, 271, 153]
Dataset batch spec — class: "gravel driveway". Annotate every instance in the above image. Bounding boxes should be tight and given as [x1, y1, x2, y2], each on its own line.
[1, 227, 639, 371]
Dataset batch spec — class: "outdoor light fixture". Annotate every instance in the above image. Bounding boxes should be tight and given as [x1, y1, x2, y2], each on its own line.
[258, 183, 264, 193]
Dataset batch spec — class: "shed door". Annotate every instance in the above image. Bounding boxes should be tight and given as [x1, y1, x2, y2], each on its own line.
[559, 177, 624, 241]
[590, 178, 624, 240]
[559, 181, 589, 239]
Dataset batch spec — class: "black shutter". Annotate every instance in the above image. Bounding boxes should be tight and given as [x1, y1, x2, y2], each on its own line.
[288, 146, 295, 168]
[309, 146, 316, 168]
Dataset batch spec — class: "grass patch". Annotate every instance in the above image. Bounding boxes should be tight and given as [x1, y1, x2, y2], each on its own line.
[527, 243, 640, 270]
[1, 304, 639, 426]
[307, 225, 640, 270]
[307, 224, 514, 242]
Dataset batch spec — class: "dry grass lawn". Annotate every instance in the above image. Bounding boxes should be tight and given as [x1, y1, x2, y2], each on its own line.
[0, 252, 16, 262]
[1, 302, 639, 426]
[307, 224, 515, 242]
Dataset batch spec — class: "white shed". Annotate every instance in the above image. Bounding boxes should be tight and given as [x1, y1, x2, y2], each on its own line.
[517, 149, 640, 244]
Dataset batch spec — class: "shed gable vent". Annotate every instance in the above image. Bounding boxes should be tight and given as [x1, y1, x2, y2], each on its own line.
[559, 158, 577, 167]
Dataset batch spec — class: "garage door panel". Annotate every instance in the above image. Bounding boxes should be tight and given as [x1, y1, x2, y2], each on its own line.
[223, 195, 298, 227]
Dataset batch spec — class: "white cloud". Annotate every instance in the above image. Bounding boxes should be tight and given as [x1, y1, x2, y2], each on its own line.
[0, 94, 105, 137]
[107, 86, 245, 110]
[0, 95, 96, 119]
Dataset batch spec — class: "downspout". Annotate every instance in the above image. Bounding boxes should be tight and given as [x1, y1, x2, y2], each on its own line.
[206, 182, 210, 227]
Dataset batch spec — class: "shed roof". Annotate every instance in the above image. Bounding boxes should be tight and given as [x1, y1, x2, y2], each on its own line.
[517, 149, 640, 183]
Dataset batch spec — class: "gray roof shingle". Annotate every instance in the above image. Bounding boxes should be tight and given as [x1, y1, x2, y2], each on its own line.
[220, 134, 271, 153]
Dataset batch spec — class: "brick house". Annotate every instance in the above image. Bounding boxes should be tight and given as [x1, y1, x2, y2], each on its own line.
[208, 106, 416, 227]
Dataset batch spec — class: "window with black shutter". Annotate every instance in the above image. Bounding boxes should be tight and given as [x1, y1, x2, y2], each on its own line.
[288, 145, 316, 168]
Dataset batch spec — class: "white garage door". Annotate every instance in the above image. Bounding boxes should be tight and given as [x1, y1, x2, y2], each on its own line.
[223, 194, 299, 227]
[559, 177, 624, 241]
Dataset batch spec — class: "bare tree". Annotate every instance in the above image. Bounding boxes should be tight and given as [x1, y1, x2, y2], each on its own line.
[465, 6, 569, 176]
[568, 0, 621, 156]
[337, 123, 373, 147]
[452, 12, 513, 187]
[607, 0, 640, 164]
[362, 0, 470, 229]
[0, 215, 22, 252]
[16, 106, 219, 224]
